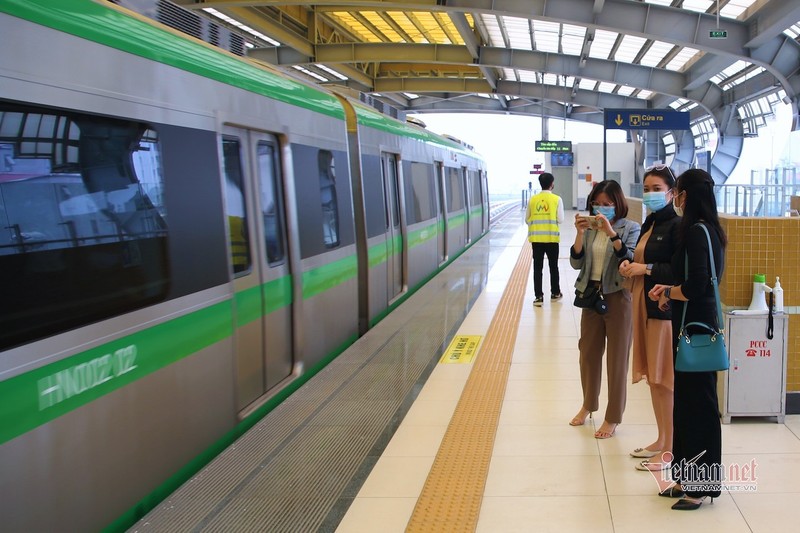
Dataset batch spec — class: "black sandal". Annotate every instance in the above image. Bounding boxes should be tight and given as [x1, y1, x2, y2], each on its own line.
[658, 486, 685, 498]
[671, 496, 714, 510]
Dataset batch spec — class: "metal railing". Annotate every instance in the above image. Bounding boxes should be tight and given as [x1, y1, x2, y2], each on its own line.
[490, 200, 519, 223]
[715, 184, 800, 217]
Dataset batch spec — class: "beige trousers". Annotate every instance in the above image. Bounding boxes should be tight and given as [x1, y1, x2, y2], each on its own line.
[577, 289, 633, 424]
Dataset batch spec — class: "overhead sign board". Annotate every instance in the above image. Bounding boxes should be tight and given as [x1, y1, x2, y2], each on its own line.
[709, 29, 728, 39]
[535, 140, 572, 152]
[604, 109, 690, 130]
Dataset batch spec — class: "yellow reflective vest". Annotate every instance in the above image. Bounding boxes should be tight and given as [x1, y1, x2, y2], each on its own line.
[526, 191, 560, 243]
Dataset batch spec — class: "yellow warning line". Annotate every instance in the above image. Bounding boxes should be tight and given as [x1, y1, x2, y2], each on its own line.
[406, 242, 531, 532]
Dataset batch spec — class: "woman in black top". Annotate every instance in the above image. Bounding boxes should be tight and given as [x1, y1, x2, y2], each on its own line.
[619, 166, 680, 471]
[649, 168, 727, 510]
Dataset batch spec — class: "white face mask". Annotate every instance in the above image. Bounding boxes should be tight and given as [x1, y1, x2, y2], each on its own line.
[673, 191, 684, 217]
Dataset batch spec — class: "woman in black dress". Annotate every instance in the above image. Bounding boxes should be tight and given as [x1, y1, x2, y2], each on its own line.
[649, 168, 727, 510]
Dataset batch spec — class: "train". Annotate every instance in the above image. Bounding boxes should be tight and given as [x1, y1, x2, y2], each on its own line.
[0, 1, 489, 530]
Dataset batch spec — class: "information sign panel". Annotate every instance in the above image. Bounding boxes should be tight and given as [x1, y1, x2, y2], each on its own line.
[535, 140, 572, 152]
[604, 109, 690, 130]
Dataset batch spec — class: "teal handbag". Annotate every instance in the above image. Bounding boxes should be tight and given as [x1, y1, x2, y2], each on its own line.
[674, 224, 729, 373]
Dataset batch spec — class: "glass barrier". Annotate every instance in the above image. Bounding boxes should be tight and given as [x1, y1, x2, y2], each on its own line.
[715, 184, 800, 217]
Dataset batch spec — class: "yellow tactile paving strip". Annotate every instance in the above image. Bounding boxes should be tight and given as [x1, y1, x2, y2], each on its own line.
[406, 242, 531, 532]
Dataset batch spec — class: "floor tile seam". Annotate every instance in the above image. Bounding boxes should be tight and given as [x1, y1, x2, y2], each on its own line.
[405, 243, 530, 532]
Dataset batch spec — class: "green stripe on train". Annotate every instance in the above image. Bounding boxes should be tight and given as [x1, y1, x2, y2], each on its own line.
[366, 219, 440, 268]
[103, 332, 359, 533]
[408, 220, 439, 247]
[448, 212, 467, 226]
[302, 255, 358, 299]
[0, 1, 489, 158]
[235, 276, 294, 326]
[0, 0, 344, 119]
[106, 220, 481, 530]
[0, 221, 453, 445]
[0, 302, 233, 446]
[351, 104, 477, 155]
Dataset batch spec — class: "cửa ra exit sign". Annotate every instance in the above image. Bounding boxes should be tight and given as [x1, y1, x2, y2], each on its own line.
[709, 29, 727, 39]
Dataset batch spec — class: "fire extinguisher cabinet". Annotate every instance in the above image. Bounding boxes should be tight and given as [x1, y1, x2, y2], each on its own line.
[718, 313, 788, 424]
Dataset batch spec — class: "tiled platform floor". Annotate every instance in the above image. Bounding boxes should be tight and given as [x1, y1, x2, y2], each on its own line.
[338, 215, 800, 533]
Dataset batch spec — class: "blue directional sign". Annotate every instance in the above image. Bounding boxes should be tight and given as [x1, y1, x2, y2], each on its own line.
[604, 109, 690, 130]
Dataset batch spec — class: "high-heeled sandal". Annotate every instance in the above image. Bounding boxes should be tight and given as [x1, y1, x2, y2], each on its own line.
[594, 422, 617, 439]
[569, 409, 592, 426]
[658, 485, 685, 498]
[671, 496, 714, 510]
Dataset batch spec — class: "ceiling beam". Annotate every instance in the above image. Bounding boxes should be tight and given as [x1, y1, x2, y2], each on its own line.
[446, 0, 799, 99]
[745, 0, 800, 49]
[280, 42, 721, 112]
[375, 77, 648, 111]
[192, 0, 796, 127]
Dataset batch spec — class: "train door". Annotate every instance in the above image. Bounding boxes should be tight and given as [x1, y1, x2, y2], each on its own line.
[435, 161, 447, 264]
[463, 167, 471, 244]
[381, 152, 404, 300]
[469, 169, 486, 235]
[481, 171, 488, 233]
[222, 127, 293, 412]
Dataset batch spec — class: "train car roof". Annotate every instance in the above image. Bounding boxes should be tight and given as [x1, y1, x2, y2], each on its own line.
[339, 93, 485, 163]
[0, 0, 345, 120]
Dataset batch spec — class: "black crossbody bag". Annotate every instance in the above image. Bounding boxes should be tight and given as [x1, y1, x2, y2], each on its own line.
[573, 285, 608, 314]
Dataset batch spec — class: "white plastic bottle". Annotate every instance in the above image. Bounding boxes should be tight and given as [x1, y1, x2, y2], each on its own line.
[773, 276, 784, 313]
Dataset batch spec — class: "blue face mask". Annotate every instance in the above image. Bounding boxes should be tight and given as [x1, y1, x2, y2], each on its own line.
[592, 205, 615, 220]
[642, 191, 668, 212]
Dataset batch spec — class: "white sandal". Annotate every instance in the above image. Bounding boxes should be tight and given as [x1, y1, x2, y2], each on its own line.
[630, 447, 661, 459]
[635, 460, 670, 471]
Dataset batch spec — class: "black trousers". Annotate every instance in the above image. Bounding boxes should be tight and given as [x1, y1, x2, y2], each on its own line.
[531, 242, 560, 298]
[671, 304, 722, 498]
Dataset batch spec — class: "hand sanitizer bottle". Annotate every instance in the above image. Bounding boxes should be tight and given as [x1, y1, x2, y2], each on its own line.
[773, 276, 784, 314]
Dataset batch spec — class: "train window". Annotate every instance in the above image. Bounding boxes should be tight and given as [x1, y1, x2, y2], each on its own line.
[469, 170, 482, 206]
[0, 104, 169, 351]
[410, 162, 435, 222]
[221, 138, 252, 275]
[383, 154, 401, 228]
[318, 150, 340, 248]
[446, 167, 464, 212]
[256, 140, 285, 265]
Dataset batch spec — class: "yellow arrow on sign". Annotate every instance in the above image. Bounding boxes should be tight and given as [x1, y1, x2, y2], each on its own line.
[615, 114, 623, 126]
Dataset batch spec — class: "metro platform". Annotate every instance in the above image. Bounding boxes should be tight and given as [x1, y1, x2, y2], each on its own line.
[132, 210, 800, 533]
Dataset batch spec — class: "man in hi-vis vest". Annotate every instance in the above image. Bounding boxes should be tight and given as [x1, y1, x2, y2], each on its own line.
[526, 172, 564, 306]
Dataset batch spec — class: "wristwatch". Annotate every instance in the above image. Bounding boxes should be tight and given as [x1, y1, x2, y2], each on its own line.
[665, 286, 672, 299]
[609, 233, 621, 242]
[646, 263, 653, 275]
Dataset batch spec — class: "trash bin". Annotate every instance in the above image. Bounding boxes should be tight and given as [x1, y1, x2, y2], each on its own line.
[718, 312, 788, 423]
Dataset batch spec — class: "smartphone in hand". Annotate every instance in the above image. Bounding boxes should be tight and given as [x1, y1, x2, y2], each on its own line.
[578, 215, 602, 229]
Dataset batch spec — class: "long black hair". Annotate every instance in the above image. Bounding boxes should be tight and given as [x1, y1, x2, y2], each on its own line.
[675, 168, 727, 246]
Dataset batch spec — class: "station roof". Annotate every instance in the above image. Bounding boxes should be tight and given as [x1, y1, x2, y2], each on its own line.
[164, 1, 800, 133]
